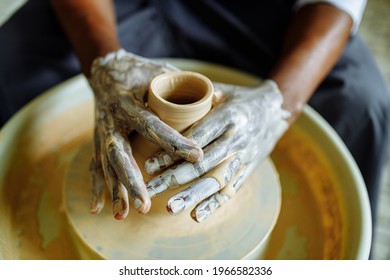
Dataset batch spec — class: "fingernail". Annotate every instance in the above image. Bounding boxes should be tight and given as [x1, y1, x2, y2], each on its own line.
[177, 146, 203, 163]
[113, 199, 127, 220]
[167, 197, 186, 215]
[133, 197, 151, 214]
[190, 146, 204, 162]
[133, 197, 143, 210]
[144, 158, 160, 174]
[90, 204, 103, 215]
[90, 196, 104, 214]
[191, 208, 209, 223]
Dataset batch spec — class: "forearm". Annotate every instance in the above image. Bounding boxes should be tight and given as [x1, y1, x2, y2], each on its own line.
[50, 0, 121, 76]
[268, 4, 353, 123]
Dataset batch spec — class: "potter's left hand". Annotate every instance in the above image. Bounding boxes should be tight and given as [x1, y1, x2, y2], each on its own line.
[146, 80, 290, 222]
[88, 50, 203, 219]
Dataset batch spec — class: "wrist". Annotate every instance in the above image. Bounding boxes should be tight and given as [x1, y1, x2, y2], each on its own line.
[83, 43, 122, 77]
[267, 74, 305, 125]
[50, 0, 122, 77]
[90, 49, 127, 76]
[262, 79, 293, 124]
[88, 49, 127, 99]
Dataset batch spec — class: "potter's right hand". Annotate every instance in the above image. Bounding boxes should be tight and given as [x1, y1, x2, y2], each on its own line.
[146, 80, 290, 222]
[87, 50, 203, 220]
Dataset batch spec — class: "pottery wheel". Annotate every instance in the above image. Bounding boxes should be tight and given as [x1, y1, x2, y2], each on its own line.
[64, 138, 282, 260]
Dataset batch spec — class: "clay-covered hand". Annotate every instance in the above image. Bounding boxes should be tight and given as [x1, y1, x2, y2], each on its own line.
[146, 80, 290, 222]
[88, 50, 203, 219]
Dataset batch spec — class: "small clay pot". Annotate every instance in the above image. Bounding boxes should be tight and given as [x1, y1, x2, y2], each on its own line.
[147, 71, 214, 133]
[131, 71, 214, 180]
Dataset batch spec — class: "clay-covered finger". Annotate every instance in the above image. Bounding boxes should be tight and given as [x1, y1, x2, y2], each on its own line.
[106, 131, 151, 214]
[144, 110, 231, 174]
[90, 126, 106, 214]
[191, 156, 262, 222]
[144, 151, 180, 175]
[191, 166, 247, 223]
[112, 183, 130, 220]
[167, 178, 220, 215]
[142, 115, 204, 163]
[102, 156, 129, 220]
[166, 157, 241, 215]
[147, 133, 235, 198]
[89, 158, 106, 214]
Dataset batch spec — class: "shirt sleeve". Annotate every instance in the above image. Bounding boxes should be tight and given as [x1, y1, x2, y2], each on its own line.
[293, 0, 367, 34]
[0, 0, 28, 28]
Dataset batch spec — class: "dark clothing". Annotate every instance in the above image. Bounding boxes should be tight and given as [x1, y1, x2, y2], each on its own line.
[1, 0, 389, 229]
